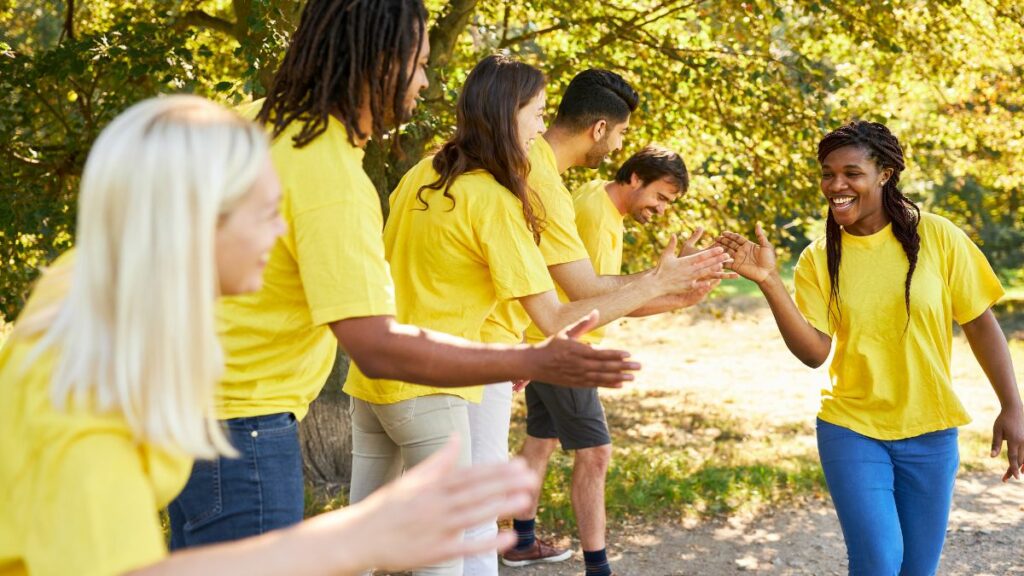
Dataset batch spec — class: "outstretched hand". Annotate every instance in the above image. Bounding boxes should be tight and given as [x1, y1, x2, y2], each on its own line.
[530, 311, 640, 388]
[715, 223, 777, 283]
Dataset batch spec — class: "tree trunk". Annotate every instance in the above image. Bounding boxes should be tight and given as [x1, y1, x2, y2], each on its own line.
[298, 350, 352, 496]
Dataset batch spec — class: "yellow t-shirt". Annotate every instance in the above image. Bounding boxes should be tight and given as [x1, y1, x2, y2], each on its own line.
[215, 101, 396, 420]
[535, 179, 625, 344]
[794, 212, 1005, 440]
[0, 257, 192, 576]
[344, 157, 554, 403]
[479, 137, 590, 344]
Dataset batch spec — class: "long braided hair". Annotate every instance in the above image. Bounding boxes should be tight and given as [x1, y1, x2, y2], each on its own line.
[256, 0, 427, 148]
[417, 55, 547, 244]
[818, 121, 920, 328]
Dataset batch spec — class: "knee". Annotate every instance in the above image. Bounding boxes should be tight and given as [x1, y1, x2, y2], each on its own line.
[575, 444, 612, 473]
[847, 536, 902, 576]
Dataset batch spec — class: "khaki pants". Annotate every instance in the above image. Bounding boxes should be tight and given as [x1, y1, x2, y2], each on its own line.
[350, 394, 472, 576]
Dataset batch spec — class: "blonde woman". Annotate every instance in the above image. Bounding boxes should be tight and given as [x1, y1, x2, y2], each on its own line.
[0, 95, 537, 576]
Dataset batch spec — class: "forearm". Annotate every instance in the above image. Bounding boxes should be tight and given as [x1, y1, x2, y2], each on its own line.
[131, 516, 364, 576]
[535, 277, 661, 335]
[758, 272, 831, 368]
[628, 292, 691, 317]
[962, 310, 1023, 411]
[349, 319, 535, 386]
[551, 259, 649, 301]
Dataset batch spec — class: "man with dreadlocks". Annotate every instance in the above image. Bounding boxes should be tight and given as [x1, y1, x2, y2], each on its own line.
[168, 0, 640, 551]
[717, 120, 1024, 575]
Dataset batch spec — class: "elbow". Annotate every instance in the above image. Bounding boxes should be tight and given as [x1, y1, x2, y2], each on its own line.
[351, 354, 391, 380]
[800, 356, 826, 369]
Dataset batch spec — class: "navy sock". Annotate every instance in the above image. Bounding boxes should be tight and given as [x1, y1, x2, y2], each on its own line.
[512, 518, 536, 550]
[583, 548, 611, 576]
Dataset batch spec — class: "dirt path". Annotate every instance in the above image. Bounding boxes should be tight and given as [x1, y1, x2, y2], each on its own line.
[496, 295, 1024, 576]
[498, 474, 1023, 575]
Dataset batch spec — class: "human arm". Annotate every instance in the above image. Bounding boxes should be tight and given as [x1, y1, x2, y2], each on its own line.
[133, 436, 538, 576]
[960, 308, 1024, 481]
[716, 223, 832, 367]
[520, 238, 731, 335]
[331, 312, 638, 389]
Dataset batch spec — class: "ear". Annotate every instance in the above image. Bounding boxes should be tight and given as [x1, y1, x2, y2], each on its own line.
[880, 167, 894, 186]
[591, 119, 607, 143]
[629, 172, 643, 190]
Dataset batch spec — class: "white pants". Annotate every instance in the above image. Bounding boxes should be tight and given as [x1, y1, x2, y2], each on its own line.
[462, 382, 514, 576]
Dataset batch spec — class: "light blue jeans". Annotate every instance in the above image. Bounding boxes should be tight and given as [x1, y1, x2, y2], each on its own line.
[816, 418, 959, 576]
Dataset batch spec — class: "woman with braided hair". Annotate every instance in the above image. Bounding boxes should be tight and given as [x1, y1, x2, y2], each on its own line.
[717, 120, 1023, 575]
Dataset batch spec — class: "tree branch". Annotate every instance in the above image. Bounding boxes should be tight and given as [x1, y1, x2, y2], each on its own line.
[179, 9, 238, 38]
[60, 0, 76, 42]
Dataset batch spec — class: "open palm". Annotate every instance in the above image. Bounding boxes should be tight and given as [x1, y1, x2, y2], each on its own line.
[715, 223, 776, 283]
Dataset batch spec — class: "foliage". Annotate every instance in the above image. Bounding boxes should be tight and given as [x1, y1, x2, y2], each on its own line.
[2, 0, 1022, 321]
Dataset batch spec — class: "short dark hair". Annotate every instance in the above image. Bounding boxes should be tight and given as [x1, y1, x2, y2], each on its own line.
[614, 145, 688, 193]
[552, 69, 639, 133]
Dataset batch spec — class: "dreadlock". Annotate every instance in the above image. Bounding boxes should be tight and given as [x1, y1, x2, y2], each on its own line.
[818, 120, 920, 329]
[256, 0, 427, 148]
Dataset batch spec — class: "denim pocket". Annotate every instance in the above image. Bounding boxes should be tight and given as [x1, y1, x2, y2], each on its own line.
[176, 457, 224, 530]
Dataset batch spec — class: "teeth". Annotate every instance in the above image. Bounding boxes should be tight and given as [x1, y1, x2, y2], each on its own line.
[832, 196, 855, 206]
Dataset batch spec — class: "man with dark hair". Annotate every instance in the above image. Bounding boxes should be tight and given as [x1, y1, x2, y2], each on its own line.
[168, 1, 640, 551]
[494, 72, 721, 575]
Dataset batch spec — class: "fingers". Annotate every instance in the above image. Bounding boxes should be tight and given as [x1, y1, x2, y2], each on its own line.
[1008, 440, 1021, 481]
[991, 426, 1004, 457]
[560, 310, 599, 340]
[685, 226, 705, 247]
[755, 222, 770, 247]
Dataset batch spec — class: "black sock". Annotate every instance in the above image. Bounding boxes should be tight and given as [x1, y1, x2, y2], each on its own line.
[583, 548, 611, 576]
[512, 518, 536, 550]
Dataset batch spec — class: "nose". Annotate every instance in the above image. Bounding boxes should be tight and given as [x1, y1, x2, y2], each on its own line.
[655, 203, 667, 215]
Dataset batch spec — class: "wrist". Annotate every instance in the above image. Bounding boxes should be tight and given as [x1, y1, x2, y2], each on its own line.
[757, 269, 783, 291]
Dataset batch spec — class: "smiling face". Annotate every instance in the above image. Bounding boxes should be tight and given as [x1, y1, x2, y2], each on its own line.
[516, 89, 547, 152]
[820, 145, 894, 236]
[625, 174, 681, 224]
[215, 156, 287, 295]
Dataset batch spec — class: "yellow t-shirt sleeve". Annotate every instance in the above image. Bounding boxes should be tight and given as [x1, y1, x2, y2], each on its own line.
[944, 224, 1004, 324]
[292, 193, 397, 326]
[25, 434, 167, 576]
[793, 246, 834, 336]
[479, 196, 554, 301]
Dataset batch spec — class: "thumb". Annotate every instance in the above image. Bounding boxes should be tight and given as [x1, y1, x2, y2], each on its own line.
[406, 433, 461, 481]
[686, 227, 705, 246]
[755, 222, 770, 247]
[561, 310, 599, 340]
[662, 234, 679, 257]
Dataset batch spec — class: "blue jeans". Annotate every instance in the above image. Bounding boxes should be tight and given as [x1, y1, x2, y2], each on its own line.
[168, 412, 304, 549]
[816, 418, 959, 576]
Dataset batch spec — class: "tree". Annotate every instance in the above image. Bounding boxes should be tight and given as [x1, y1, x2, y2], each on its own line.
[3, 0, 1021, 493]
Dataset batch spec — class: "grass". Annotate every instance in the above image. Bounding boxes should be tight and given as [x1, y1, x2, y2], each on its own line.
[509, 388, 828, 535]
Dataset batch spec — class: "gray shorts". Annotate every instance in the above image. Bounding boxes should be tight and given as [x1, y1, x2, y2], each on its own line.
[525, 381, 611, 450]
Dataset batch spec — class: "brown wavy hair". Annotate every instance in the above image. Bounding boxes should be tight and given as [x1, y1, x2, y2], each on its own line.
[818, 120, 920, 330]
[416, 54, 547, 243]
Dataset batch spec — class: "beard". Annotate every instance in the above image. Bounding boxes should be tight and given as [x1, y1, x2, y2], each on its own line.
[583, 136, 613, 169]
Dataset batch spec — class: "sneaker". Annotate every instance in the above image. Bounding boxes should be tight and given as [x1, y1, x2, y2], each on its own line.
[500, 538, 573, 567]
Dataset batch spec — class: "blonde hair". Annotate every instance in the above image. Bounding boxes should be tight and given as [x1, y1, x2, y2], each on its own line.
[23, 95, 267, 458]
